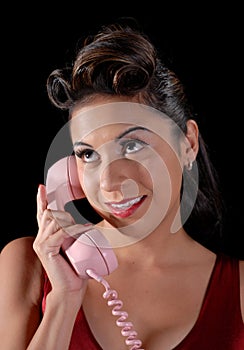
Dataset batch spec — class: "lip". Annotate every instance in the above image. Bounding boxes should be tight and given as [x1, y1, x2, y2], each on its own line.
[105, 195, 146, 218]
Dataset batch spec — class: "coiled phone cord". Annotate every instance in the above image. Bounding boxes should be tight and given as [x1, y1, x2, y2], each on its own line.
[86, 269, 144, 350]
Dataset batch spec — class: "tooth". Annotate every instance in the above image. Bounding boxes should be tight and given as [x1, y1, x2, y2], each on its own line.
[111, 196, 142, 209]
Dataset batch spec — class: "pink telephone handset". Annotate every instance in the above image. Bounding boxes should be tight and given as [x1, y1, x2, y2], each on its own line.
[45, 155, 118, 278]
[45, 155, 144, 349]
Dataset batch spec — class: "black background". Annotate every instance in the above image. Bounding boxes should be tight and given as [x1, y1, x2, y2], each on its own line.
[2, 4, 243, 258]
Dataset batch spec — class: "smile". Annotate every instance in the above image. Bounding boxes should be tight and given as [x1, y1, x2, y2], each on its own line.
[105, 196, 146, 218]
[111, 196, 143, 209]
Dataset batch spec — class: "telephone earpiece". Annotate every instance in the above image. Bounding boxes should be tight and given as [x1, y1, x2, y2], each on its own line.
[45, 155, 118, 278]
[46, 155, 84, 211]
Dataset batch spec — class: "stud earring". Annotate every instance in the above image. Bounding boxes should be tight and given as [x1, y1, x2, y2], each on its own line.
[187, 161, 193, 171]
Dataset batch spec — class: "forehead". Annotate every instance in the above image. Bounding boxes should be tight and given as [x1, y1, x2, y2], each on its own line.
[70, 102, 175, 143]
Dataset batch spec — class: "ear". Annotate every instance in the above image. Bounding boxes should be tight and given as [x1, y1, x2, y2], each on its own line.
[183, 119, 199, 169]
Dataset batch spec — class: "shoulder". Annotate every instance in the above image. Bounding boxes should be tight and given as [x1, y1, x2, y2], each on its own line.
[219, 254, 244, 321]
[240, 260, 244, 297]
[221, 254, 244, 287]
[0, 236, 44, 304]
[1, 235, 35, 252]
[239, 260, 244, 323]
[240, 259, 244, 273]
[1, 236, 38, 267]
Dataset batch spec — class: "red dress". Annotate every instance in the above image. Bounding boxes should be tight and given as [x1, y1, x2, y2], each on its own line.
[42, 253, 244, 349]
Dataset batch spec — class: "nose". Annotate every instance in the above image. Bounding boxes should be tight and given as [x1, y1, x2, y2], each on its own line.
[100, 159, 126, 193]
[100, 159, 140, 201]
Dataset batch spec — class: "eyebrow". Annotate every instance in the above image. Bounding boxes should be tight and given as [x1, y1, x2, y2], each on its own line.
[73, 126, 151, 148]
[73, 141, 93, 148]
[115, 126, 151, 140]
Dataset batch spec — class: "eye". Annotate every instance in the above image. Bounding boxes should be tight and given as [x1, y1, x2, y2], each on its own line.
[75, 149, 100, 163]
[121, 139, 147, 155]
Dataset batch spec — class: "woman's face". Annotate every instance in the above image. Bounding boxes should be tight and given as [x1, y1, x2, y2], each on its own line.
[70, 98, 192, 242]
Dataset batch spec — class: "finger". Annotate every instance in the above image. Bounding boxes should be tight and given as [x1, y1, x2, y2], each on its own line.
[51, 222, 94, 251]
[63, 223, 94, 239]
[33, 226, 69, 258]
[36, 184, 48, 226]
[35, 215, 72, 250]
[51, 209, 76, 229]
[37, 210, 62, 239]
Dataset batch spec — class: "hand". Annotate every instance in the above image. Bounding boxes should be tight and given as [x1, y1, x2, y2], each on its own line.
[34, 184, 89, 295]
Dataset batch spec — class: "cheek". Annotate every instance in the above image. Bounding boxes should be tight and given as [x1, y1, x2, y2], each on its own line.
[147, 159, 172, 201]
[137, 165, 153, 188]
[77, 165, 100, 202]
[162, 155, 183, 200]
[146, 149, 183, 206]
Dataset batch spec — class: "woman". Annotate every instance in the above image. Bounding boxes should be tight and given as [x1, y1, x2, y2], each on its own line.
[0, 18, 243, 349]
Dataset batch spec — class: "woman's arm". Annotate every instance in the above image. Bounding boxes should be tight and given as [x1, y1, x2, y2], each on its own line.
[27, 285, 84, 350]
[0, 184, 89, 349]
[0, 236, 44, 349]
[0, 235, 87, 350]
